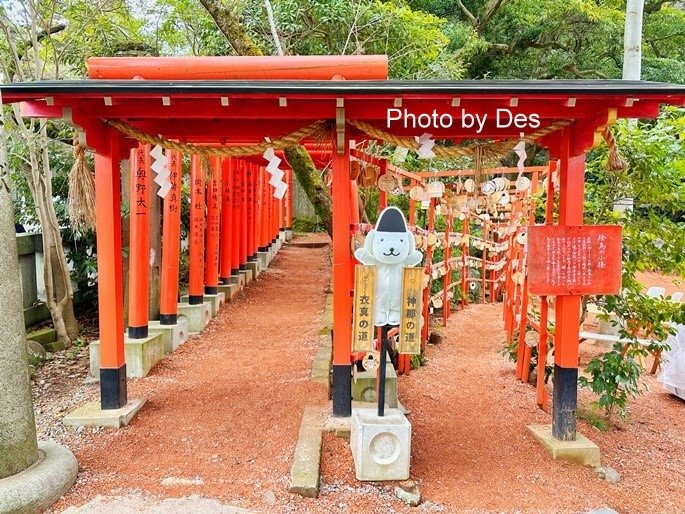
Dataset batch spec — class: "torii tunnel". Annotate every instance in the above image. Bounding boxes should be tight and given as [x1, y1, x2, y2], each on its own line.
[3, 55, 685, 442]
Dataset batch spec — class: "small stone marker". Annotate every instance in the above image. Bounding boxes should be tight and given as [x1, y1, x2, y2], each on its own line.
[394, 479, 421, 506]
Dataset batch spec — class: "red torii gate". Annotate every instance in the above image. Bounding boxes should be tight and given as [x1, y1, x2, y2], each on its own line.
[3, 56, 685, 443]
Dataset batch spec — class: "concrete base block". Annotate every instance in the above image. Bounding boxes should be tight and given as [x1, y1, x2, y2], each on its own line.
[217, 283, 239, 302]
[89, 333, 165, 378]
[177, 301, 211, 334]
[227, 273, 244, 289]
[350, 408, 411, 481]
[352, 356, 398, 408]
[148, 319, 189, 353]
[247, 260, 261, 278]
[239, 268, 253, 284]
[528, 424, 601, 467]
[286, 229, 294, 241]
[180, 293, 224, 317]
[257, 251, 269, 270]
[0, 441, 78, 514]
[64, 398, 146, 429]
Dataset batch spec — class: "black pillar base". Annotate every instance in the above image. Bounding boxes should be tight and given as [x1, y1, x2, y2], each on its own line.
[127, 325, 148, 339]
[189, 294, 204, 305]
[239, 263, 247, 271]
[258, 246, 268, 252]
[231, 268, 240, 276]
[219, 277, 229, 285]
[205, 285, 218, 295]
[272, 237, 277, 244]
[248, 254, 257, 262]
[332, 364, 352, 417]
[159, 313, 177, 325]
[552, 364, 578, 441]
[100, 365, 127, 409]
[286, 226, 292, 230]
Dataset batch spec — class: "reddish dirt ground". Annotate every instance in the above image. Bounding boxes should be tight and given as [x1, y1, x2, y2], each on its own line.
[41, 234, 685, 513]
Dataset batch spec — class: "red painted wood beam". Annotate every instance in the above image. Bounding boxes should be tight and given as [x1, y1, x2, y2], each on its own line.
[188, 155, 206, 304]
[219, 157, 233, 282]
[159, 149, 183, 324]
[204, 156, 221, 294]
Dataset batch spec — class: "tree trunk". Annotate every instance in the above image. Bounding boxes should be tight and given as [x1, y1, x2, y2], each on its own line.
[0, 91, 39, 479]
[199, 0, 263, 56]
[284, 146, 333, 237]
[623, 0, 644, 81]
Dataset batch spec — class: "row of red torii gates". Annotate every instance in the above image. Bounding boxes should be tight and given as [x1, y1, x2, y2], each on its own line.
[3, 55, 685, 442]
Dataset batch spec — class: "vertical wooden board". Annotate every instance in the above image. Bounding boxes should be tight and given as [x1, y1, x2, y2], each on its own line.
[352, 265, 376, 352]
[400, 267, 423, 354]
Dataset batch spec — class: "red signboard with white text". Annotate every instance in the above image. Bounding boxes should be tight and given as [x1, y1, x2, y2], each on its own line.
[527, 225, 622, 296]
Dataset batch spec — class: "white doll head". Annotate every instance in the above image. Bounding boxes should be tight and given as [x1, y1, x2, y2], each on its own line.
[365, 206, 414, 265]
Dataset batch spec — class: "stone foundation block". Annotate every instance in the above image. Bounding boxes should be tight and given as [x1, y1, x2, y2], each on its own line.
[239, 268, 253, 284]
[286, 229, 294, 241]
[528, 424, 601, 467]
[257, 251, 269, 270]
[148, 318, 189, 353]
[247, 260, 261, 278]
[352, 356, 398, 408]
[89, 333, 165, 378]
[350, 408, 411, 481]
[217, 283, 239, 302]
[177, 301, 211, 333]
[180, 293, 224, 317]
[64, 398, 146, 429]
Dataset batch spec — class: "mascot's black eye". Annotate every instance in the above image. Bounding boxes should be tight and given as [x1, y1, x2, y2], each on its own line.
[400, 239, 404, 243]
[380, 238, 384, 242]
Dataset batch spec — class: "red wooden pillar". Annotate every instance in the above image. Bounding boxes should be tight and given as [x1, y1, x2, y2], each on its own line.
[285, 168, 293, 231]
[246, 164, 256, 263]
[378, 160, 388, 214]
[553, 132, 585, 441]
[128, 143, 151, 338]
[94, 131, 126, 409]
[350, 179, 360, 225]
[159, 150, 183, 324]
[332, 140, 353, 417]
[422, 198, 435, 347]
[204, 156, 221, 294]
[188, 155, 205, 304]
[231, 159, 242, 276]
[255, 166, 263, 253]
[240, 161, 248, 269]
[461, 218, 468, 309]
[443, 211, 451, 326]
[219, 157, 233, 283]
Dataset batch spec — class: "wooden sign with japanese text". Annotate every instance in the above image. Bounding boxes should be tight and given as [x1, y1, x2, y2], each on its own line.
[399, 267, 424, 354]
[528, 225, 622, 296]
[352, 265, 376, 352]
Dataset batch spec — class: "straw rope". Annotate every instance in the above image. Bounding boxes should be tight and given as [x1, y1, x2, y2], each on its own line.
[105, 119, 331, 157]
[602, 127, 628, 172]
[347, 119, 572, 159]
[67, 135, 97, 230]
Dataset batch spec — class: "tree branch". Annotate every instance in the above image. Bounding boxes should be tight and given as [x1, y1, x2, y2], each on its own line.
[456, 0, 478, 28]
[198, 0, 263, 56]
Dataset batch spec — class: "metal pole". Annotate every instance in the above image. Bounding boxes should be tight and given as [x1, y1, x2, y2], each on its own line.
[377, 325, 390, 417]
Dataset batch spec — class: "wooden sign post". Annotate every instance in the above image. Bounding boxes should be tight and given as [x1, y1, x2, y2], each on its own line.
[399, 267, 424, 354]
[352, 265, 376, 353]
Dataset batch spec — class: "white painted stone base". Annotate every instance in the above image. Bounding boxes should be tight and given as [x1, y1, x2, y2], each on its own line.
[247, 260, 261, 278]
[180, 293, 224, 317]
[257, 251, 269, 270]
[286, 229, 294, 241]
[239, 268, 253, 284]
[177, 301, 211, 333]
[148, 318, 189, 353]
[350, 408, 411, 481]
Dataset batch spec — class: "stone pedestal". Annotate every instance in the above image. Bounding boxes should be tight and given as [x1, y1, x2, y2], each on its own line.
[180, 293, 224, 317]
[148, 318, 189, 353]
[228, 273, 244, 289]
[528, 424, 601, 467]
[239, 268, 253, 284]
[257, 251, 269, 270]
[89, 333, 165, 378]
[63, 398, 146, 429]
[350, 408, 411, 481]
[217, 283, 239, 302]
[352, 357, 398, 408]
[247, 260, 261, 278]
[286, 229, 294, 241]
[177, 301, 211, 333]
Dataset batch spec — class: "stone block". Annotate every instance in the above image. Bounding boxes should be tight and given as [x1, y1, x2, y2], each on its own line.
[351, 356, 398, 408]
[227, 273, 244, 289]
[311, 333, 332, 391]
[239, 268, 253, 284]
[247, 260, 261, 278]
[26, 327, 57, 347]
[289, 406, 323, 498]
[89, 332, 165, 378]
[217, 283, 239, 302]
[350, 408, 411, 481]
[63, 398, 146, 429]
[177, 302, 211, 333]
[528, 424, 601, 467]
[180, 293, 224, 317]
[285, 229, 294, 241]
[257, 251, 269, 270]
[148, 318, 189, 353]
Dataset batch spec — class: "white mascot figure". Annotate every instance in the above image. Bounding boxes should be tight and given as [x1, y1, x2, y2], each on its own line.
[354, 206, 423, 327]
